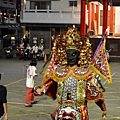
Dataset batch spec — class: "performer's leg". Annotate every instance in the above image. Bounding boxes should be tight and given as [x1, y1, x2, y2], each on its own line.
[51, 109, 57, 120]
[95, 99, 106, 118]
[80, 105, 89, 120]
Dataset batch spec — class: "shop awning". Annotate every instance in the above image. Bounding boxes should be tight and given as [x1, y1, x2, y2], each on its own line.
[0, 24, 22, 29]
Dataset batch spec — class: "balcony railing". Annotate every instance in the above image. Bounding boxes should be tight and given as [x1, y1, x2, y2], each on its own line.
[20, 9, 80, 24]
[5, 18, 16, 23]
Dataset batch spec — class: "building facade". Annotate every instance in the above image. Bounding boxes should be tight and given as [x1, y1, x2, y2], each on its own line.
[20, 0, 82, 53]
[20, 0, 116, 53]
[0, 0, 22, 47]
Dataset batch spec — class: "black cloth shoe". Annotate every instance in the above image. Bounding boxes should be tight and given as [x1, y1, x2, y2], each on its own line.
[50, 114, 55, 120]
[25, 104, 33, 107]
[31, 101, 38, 104]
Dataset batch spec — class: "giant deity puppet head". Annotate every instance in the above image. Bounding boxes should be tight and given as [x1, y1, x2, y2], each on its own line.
[52, 27, 92, 68]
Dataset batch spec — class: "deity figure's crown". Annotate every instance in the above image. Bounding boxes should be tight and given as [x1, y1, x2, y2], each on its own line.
[52, 27, 92, 67]
[63, 27, 81, 51]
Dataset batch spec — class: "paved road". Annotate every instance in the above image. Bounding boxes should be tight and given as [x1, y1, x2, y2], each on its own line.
[0, 58, 120, 120]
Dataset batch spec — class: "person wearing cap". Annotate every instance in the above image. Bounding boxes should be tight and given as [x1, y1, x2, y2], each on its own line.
[0, 74, 8, 120]
[34, 28, 107, 120]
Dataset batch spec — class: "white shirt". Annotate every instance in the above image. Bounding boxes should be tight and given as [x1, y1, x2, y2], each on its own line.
[32, 45, 39, 53]
[33, 36, 37, 44]
[26, 46, 31, 51]
[20, 43, 24, 48]
[33, 40, 37, 44]
[26, 65, 37, 88]
[39, 45, 44, 51]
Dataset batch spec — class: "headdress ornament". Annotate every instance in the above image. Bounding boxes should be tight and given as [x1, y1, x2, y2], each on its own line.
[52, 27, 92, 67]
[63, 27, 81, 51]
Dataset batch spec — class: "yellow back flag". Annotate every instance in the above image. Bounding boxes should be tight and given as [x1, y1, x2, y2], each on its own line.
[91, 37, 112, 84]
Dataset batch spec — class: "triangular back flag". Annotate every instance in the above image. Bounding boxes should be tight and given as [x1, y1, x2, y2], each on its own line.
[91, 36, 112, 84]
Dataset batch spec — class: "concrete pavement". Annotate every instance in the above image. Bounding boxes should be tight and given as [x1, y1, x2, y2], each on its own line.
[0, 58, 120, 120]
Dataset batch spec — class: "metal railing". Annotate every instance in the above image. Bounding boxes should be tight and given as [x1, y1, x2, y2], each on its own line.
[20, 9, 80, 24]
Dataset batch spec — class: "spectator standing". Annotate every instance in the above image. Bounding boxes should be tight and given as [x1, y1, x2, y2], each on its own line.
[32, 44, 39, 59]
[38, 44, 45, 60]
[25, 44, 32, 59]
[39, 35, 45, 60]
[33, 35, 38, 46]
[26, 44, 31, 52]
[0, 74, 8, 120]
[25, 59, 38, 107]
[51, 34, 55, 48]
[19, 39, 24, 49]
[39, 35, 44, 48]
[18, 39, 24, 60]
[23, 36, 29, 49]
[11, 40, 17, 58]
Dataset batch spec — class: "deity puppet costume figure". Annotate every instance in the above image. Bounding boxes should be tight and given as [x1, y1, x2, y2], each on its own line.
[35, 28, 106, 120]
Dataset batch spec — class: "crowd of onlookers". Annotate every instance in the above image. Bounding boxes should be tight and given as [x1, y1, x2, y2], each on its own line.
[4, 35, 45, 61]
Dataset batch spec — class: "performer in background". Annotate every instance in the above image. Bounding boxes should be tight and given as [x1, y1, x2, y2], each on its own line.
[35, 28, 107, 120]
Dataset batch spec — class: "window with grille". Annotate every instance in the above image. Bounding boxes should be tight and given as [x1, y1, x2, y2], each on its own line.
[69, 1, 77, 7]
[30, 1, 51, 9]
[9, 0, 14, 2]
